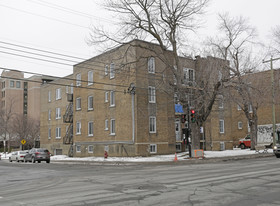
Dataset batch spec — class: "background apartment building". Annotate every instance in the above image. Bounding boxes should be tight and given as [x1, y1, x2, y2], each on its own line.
[0, 70, 55, 149]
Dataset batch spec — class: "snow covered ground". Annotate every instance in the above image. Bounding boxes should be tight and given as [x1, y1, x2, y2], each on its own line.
[1, 148, 274, 163]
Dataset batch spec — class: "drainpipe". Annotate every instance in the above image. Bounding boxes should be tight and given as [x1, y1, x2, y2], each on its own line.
[129, 83, 136, 143]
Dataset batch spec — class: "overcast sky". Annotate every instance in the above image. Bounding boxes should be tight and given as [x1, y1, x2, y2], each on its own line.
[1, 0, 280, 77]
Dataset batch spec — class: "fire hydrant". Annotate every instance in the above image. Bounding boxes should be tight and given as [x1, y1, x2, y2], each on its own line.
[104, 151, 108, 159]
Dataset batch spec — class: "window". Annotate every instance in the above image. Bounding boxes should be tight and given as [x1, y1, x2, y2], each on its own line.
[70, 83, 74, 94]
[76, 97, 81, 110]
[48, 91, 51, 102]
[55, 108, 61, 119]
[110, 91, 115, 107]
[218, 95, 224, 109]
[88, 145, 93, 153]
[218, 71, 223, 81]
[238, 121, 243, 130]
[76, 73, 81, 86]
[150, 144, 157, 153]
[148, 57, 155, 73]
[110, 63, 115, 79]
[105, 119, 108, 130]
[148, 86, 156, 103]
[149, 116, 156, 133]
[76, 145, 81, 153]
[10, 80, 14, 88]
[76, 121, 81, 134]
[55, 127, 61, 138]
[48, 109, 51, 120]
[219, 120, 224, 134]
[16, 81, 21, 88]
[88, 96, 93, 110]
[88, 70, 93, 85]
[183, 68, 195, 83]
[48, 128, 51, 139]
[88, 121, 93, 136]
[56, 88, 61, 100]
[105, 65, 109, 76]
[110, 119, 115, 135]
[105, 91, 109, 102]
[249, 104, 253, 113]
[237, 104, 241, 111]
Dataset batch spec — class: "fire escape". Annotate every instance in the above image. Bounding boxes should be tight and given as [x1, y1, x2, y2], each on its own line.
[63, 93, 73, 157]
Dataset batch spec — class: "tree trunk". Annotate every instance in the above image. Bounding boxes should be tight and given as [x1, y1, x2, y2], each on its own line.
[250, 116, 258, 150]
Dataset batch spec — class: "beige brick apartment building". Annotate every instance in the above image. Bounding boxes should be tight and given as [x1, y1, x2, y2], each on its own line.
[0, 70, 55, 149]
[40, 40, 233, 157]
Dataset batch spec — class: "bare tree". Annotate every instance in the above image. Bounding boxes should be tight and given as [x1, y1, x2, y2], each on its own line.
[208, 13, 260, 149]
[11, 114, 40, 150]
[88, 0, 233, 150]
[0, 97, 16, 154]
[271, 25, 280, 54]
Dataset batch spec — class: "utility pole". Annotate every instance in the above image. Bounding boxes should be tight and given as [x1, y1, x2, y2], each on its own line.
[263, 56, 280, 147]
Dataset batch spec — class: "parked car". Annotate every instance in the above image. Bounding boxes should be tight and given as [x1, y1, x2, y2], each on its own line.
[24, 148, 51, 163]
[273, 144, 280, 158]
[9, 151, 29, 162]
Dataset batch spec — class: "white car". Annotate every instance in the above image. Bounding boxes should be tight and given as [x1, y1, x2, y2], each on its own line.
[9, 151, 29, 162]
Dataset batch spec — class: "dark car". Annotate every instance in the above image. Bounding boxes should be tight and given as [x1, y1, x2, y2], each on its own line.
[24, 148, 51, 163]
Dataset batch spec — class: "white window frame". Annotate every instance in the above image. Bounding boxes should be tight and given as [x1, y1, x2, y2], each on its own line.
[110, 63, 115, 79]
[48, 91, 51, 102]
[88, 70, 93, 85]
[76, 73, 81, 86]
[238, 121, 243, 130]
[150, 144, 157, 154]
[55, 108, 61, 119]
[149, 116, 156, 133]
[48, 109, 51, 120]
[237, 104, 242, 111]
[110, 119, 115, 135]
[219, 120, 225, 134]
[88, 96, 93, 110]
[105, 119, 109, 130]
[110, 91, 115, 107]
[70, 83, 74, 94]
[88, 121, 93, 136]
[148, 86, 156, 103]
[76, 145, 81, 153]
[48, 128, 51, 139]
[76, 121, 81, 134]
[148, 57, 155, 73]
[88, 145, 93, 153]
[105, 65, 109, 76]
[56, 88, 61, 100]
[218, 95, 224, 109]
[16, 81, 21, 88]
[76, 97, 81, 110]
[10, 80, 14, 88]
[55, 127, 61, 139]
[105, 91, 109, 103]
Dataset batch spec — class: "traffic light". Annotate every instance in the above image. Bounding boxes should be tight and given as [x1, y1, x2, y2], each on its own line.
[181, 114, 186, 123]
[190, 109, 196, 123]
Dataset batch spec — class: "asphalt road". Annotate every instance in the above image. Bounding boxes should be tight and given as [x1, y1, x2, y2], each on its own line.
[0, 156, 280, 206]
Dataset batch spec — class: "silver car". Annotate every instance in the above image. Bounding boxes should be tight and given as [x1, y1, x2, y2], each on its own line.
[9, 151, 28, 162]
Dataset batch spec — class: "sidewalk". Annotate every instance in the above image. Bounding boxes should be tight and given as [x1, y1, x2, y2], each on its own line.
[1, 149, 275, 164]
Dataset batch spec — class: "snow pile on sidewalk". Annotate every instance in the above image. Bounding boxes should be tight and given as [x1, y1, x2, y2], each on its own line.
[1, 149, 273, 163]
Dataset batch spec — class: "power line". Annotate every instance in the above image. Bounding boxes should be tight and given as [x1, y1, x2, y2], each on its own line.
[0, 41, 168, 81]
[0, 41, 87, 61]
[0, 4, 89, 29]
